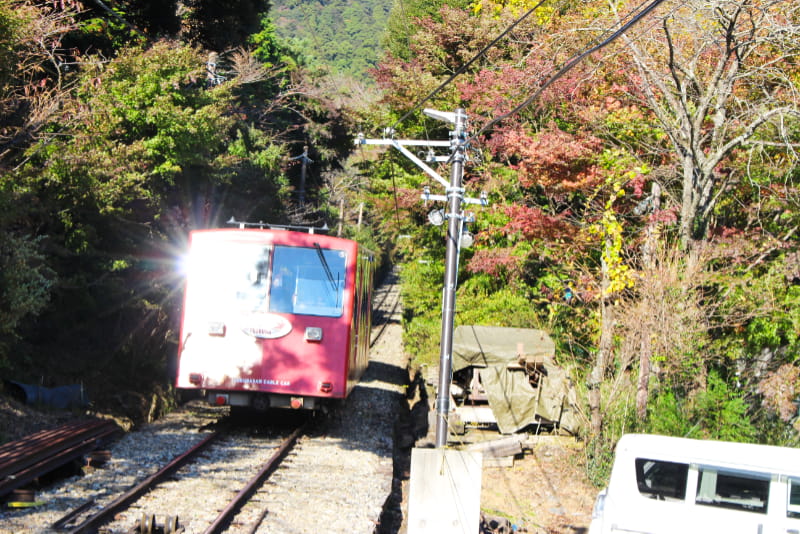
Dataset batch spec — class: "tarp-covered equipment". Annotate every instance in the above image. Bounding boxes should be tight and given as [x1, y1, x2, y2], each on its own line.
[451, 325, 580, 434]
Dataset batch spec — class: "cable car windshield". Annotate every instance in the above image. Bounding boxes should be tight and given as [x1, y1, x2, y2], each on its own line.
[269, 245, 346, 317]
[185, 242, 273, 313]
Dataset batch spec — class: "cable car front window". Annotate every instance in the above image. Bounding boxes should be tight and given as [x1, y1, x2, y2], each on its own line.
[269, 245, 346, 317]
[185, 242, 272, 313]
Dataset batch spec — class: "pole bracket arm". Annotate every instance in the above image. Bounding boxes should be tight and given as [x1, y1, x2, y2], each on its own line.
[356, 134, 450, 188]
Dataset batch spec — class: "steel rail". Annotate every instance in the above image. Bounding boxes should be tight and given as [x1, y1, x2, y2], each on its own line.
[50, 500, 95, 530]
[203, 423, 306, 534]
[64, 431, 220, 534]
[0, 420, 119, 497]
[370, 268, 396, 318]
[370, 288, 401, 348]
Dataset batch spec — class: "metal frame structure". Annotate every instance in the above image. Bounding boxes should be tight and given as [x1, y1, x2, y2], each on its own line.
[356, 108, 487, 447]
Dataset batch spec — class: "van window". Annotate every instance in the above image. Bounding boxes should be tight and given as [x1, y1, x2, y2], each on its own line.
[788, 478, 800, 519]
[635, 458, 688, 500]
[695, 468, 769, 514]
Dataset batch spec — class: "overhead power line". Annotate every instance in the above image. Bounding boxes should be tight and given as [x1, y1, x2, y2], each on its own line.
[388, 0, 671, 140]
[473, 0, 671, 138]
[390, 0, 549, 130]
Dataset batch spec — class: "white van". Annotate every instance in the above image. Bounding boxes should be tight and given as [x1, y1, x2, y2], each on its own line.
[589, 433, 800, 534]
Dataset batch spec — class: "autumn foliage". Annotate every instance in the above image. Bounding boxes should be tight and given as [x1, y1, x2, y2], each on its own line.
[374, 0, 800, 450]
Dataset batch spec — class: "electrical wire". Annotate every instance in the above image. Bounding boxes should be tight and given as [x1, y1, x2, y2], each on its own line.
[390, 0, 550, 131]
[387, 0, 672, 143]
[380, 0, 671, 225]
[471, 0, 671, 139]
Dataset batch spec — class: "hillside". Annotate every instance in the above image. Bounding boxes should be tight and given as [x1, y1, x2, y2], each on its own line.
[271, 0, 393, 81]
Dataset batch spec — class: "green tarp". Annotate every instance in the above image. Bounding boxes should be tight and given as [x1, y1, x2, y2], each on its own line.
[452, 325, 580, 435]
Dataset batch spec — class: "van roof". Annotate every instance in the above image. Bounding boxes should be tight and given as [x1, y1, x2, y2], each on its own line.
[616, 434, 800, 477]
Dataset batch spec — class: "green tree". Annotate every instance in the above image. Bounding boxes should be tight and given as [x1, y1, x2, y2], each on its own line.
[0, 1, 77, 368]
[270, 0, 393, 80]
[3, 38, 296, 408]
[383, 0, 472, 61]
[0, 232, 54, 369]
[368, 0, 800, 456]
[179, 0, 269, 51]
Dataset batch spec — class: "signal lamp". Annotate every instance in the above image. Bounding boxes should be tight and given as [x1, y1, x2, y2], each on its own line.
[459, 230, 474, 249]
[189, 373, 203, 386]
[428, 209, 445, 226]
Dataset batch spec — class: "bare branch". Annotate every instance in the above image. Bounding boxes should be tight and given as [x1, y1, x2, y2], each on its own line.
[610, 0, 800, 243]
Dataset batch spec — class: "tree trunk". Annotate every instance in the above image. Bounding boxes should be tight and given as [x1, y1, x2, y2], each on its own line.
[637, 182, 661, 421]
[589, 242, 615, 443]
[636, 334, 651, 421]
[679, 154, 697, 247]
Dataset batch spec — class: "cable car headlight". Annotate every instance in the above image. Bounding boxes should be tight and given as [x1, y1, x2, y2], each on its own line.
[208, 321, 226, 336]
[304, 327, 323, 342]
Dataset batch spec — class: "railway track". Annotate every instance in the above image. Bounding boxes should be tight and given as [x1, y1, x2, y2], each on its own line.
[371, 266, 402, 348]
[50, 421, 306, 534]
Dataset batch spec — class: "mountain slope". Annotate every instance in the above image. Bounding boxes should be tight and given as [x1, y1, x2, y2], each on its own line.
[271, 0, 393, 81]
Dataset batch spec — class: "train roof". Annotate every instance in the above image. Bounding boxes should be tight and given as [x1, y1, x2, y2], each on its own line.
[188, 227, 363, 251]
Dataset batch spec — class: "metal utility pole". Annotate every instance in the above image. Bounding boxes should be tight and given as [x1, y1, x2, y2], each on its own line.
[206, 52, 224, 86]
[356, 108, 486, 448]
[434, 108, 467, 448]
[290, 145, 313, 206]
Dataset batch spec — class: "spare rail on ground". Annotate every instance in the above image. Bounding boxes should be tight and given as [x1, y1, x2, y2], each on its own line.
[0, 419, 120, 498]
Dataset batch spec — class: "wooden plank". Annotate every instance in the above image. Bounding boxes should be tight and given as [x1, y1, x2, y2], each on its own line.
[524, 435, 583, 450]
[482, 455, 514, 468]
[408, 448, 483, 534]
[465, 436, 523, 458]
[454, 405, 496, 424]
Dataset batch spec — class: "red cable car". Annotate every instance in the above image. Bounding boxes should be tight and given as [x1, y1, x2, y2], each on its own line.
[175, 225, 375, 411]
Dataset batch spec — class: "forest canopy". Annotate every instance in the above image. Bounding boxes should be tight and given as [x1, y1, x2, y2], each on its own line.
[270, 0, 393, 80]
[0, 0, 365, 424]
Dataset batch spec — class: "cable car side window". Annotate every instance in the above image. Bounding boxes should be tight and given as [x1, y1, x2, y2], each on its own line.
[635, 458, 688, 501]
[695, 468, 769, 514]
[269, 245, 346, 317]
